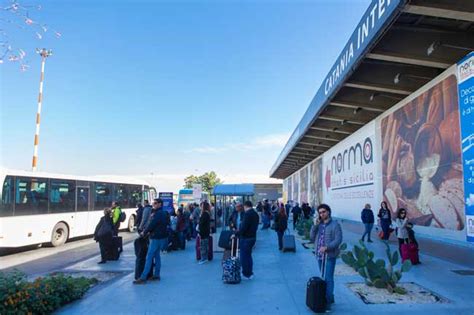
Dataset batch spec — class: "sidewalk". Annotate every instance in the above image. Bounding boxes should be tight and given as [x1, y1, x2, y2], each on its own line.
[58, 224, 474, 315]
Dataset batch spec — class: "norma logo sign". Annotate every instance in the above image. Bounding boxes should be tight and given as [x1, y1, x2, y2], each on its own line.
[325, 137, 374, 191]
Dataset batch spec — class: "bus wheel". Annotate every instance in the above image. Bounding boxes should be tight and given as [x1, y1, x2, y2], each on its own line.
[51, 223, 68, 247]
[128, 215, 135, 232]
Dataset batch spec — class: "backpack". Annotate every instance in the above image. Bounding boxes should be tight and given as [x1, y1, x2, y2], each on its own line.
[119, 211, 126, 222]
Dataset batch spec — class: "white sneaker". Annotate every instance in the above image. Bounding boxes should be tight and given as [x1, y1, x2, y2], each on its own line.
[198, 260, 207, 265]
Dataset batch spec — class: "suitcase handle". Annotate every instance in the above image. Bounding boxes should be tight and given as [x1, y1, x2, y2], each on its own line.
[320, 253, 327, 279]
[231, 236, 239, 259]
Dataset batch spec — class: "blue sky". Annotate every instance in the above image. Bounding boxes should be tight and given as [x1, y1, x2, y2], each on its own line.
[1, 0, 370, 191]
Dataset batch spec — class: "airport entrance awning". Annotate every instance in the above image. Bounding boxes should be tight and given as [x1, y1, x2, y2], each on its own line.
[212, 184, 255, 196]
[270, 0, 474, 179]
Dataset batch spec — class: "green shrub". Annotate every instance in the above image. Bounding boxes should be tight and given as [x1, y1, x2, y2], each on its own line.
[340, 241, 411, 294]
[0, 270, 98, 315]
[296, 218, 313, 240]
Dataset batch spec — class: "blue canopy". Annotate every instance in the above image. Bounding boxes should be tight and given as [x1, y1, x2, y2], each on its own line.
[212, 184, 255, 196]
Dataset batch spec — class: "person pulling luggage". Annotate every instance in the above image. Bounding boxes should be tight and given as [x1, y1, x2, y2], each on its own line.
[274, 204, 288, 251]
[309, 204, 342, 310]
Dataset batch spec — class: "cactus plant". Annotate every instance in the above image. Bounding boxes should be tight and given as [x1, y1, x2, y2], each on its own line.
[340, 241, 411, 294]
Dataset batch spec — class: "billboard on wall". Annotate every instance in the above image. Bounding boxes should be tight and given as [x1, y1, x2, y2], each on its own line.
[300, 167, 308, 203]
[380, 74, 464, 231]
[322, 121, 378, 221]
[457, 52, 474, 241]
[309, 158, 323, 209]
[288, 175, 293, 202]
[282, 178, 288, 203]
[159, 192, 174, 214]
[293, 172, 300, 204]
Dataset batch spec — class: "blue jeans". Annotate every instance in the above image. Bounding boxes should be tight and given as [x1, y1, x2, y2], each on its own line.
[317, 256, 336, 303]
[362, 223, 373, 241]
[140, 238, 167, 280]
[240, 238, 256, 277]
[277, 231, 284, 250]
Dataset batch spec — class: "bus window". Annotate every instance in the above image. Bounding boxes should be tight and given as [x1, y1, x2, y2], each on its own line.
[94, 182, 114, 210]
[0, 176, 14, 217]
[115, 184, 129, 208]
[129, 185, 142, 207]
[14, 177, 48, 216]
[49, 179, 75, 213]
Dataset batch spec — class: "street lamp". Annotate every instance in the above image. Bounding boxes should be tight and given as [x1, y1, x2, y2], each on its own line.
[31, 48, 52, 171]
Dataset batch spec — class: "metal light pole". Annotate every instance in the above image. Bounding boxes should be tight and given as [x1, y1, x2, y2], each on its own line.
[32, 48, 52, 171]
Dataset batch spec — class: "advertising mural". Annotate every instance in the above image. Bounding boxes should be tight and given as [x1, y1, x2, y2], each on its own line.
[287, 174, 293, 202]
[380, 75, 464, 231]
[309, 157, 323, 209]
[292, 172, 300, 204]
[322, 121, 377, 221]
[282, 178, 288, 203]
[300, 167, 308, 204]
[457, 52, 474, 241]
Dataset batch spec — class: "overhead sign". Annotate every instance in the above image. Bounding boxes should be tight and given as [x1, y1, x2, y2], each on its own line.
[159, 192, 174, 214]
[457, 52, 474, 242]
[192, 184, 202, 199]
[270, 0, 402, 176]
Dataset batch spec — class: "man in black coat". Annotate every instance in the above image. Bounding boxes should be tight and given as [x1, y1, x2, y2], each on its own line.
[94, 208, 114, 264]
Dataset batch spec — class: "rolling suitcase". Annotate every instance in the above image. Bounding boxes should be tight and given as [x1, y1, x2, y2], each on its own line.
[196, 235, 214, 261]
[306, 254, 327, 313]
[134, 237, 153, 280]
[222, 237, 241, 284]
[218, 230, 233, 249]
[401, 242, 420, 265]
[282, 229, 296, 252]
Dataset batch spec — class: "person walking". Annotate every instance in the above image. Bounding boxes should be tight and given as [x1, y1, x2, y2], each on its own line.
[377, 201, 392, 241]
[302, 203, 311, 219]
[291, 202, 302, 230]
[198, 201, 211, 264]
[285, 201, 291, 218]
[395, 208, 409, 254]
[310, 204, 343, 309]
[94, 208, 114, 264]
[360, 203, 374, 242]
[234, 200, 259, 280]
[133, 199, 169, 284]
[176, 207, 186, 249]
[274, 204, 288, 251]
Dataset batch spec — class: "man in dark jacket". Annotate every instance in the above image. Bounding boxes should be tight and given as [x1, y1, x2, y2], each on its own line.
[291, 203, 302, 230]
[361, 203, 375, 242]
[135, 203, 144, 228]
[134, 199, 169, 284]
[198, 202, 211, 264]
[234, 200, 259, 280]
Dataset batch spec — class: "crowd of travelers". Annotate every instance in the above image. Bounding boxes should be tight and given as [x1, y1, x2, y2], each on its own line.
[93, 196, 421, 312]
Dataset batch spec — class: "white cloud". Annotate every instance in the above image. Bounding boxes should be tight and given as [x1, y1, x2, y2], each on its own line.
[186, 132, 290, 154]
[466, 193, 474, 207]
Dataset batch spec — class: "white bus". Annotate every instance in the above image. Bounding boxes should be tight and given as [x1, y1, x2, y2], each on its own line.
[0, 169, 157, 248]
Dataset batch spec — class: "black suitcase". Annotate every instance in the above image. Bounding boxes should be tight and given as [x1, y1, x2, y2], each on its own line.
[134, 237, 154, 280]
[218, 230, 233, 249]
[282, 229, 296, 252]
[306, 255, 327, 313]
[106, 238, 120, 261]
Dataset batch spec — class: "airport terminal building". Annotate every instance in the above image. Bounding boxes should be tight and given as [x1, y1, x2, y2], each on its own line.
[270, 0, 474, 245]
